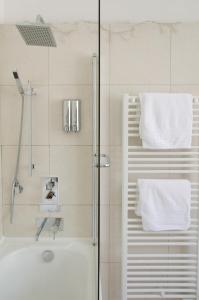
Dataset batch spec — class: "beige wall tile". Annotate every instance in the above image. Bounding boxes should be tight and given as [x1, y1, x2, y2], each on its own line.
[50, 146, 92, 205]
[0, 87, 2, 145]
[100, 145, 110, 205]
[100, 25, 110, 85]
[109, 204, 122, 263]
[109, 263, 121, 300]
[3, 205, 46, 237]
[32, 86, 49, 145]
[0, 147, 2, 236]
[110, 23, 170, 85]
[0, 85, 49, 146]
[110, 146, 122, 205]
[100, 85, 110, 146]
[49, 85, 92, 145]
[100, 263, 109, 300]
[2, 146, 49, 205]
[170, 85, 199, 95]
[171, 23, 199, 84]
[49, 23, 97, 85]
[61, 205, 92, 237]
[100, 204, 109, 263]
[0, 25, 49, 85]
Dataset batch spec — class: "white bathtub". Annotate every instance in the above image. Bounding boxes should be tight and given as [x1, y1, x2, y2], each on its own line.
[0, 238, 98, 300]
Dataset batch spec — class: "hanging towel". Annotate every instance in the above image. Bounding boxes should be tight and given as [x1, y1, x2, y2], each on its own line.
[135, 179, 191, 231]
[139, 93, 193, 149]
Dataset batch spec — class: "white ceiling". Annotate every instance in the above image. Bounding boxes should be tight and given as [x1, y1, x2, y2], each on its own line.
[1, 0, 199, 23]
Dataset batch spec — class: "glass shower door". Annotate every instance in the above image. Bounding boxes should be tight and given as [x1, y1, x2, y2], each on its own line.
[0, 1, 100, 299]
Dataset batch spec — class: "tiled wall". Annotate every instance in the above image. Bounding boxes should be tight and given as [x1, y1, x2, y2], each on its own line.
[0, 23, 98, 237]
[100, 22, 199, 300]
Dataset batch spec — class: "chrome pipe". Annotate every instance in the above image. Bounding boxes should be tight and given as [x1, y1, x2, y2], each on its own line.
[11, 72, 25, 223]
[92, 54, 98, 246]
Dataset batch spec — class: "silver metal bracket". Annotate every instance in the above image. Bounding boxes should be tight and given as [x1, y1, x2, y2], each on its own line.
[95, 154, 111, 168]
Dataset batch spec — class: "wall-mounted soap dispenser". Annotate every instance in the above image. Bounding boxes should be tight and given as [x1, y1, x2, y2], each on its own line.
[63, 99, 81, 133]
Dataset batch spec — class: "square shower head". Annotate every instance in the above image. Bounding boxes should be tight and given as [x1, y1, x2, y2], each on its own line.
[16, 23, 57, 47]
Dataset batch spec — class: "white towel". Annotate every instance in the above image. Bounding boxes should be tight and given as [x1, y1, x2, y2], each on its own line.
[136, 179, 191, 231]
[139, 93, 193, 149]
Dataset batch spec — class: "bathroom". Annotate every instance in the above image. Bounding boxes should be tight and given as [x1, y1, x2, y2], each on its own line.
[0, 0, 199, 299]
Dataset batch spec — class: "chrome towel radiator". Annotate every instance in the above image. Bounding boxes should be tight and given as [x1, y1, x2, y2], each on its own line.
[122, 94, 199, 299]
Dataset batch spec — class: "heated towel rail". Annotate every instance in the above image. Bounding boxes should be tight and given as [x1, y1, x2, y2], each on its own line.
[122, 94, 199, 299]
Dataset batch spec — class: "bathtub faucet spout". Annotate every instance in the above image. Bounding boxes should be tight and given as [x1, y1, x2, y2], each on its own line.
[35, 217, 48, 241]
[35, 217, 64, 241]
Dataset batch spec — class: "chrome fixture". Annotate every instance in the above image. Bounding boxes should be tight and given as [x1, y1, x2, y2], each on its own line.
[52, 218, 62, 240]
[92, 54, 98, 246]
[46, 177, 56, 191]
[63, 99, 81, 133]
[41, 177, 59, 212]
[97, 154, 111, 168]
[42, 250, 55, 263]
[11, 71, 25, 224]
[11, 71, 36, 223]
[35, 217, 48, 241]
[35, 217, 63, 241]
[16, 15, 56, 47]
[13, 71, 25, 95]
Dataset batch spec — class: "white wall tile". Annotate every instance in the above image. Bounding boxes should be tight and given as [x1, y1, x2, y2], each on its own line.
[49, 85, 92, 145]
[110, 23, 170, 85]
[0, 25, 49, 85]
[50, 146, 92, 205]
[171, 23, 199, 84]
[49, 23, 97, 85]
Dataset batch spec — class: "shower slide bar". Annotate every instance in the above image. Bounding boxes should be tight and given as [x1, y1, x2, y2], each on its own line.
[92, 54, 98, 246]
[11, 72, 36, 223]
[122, 94, 199, 299]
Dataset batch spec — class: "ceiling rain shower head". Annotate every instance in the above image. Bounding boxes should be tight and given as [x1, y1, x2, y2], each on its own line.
[16, 15, 56, 47]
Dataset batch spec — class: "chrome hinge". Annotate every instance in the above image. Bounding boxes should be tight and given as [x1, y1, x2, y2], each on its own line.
[94, 154, 111, 168]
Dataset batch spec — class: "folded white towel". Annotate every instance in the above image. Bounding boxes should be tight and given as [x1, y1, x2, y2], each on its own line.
[136, 179, 191, 231]
[139, 93, 193, 149]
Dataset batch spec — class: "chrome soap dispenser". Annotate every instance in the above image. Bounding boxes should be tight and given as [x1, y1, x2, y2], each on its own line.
[63, 99, 81, 133]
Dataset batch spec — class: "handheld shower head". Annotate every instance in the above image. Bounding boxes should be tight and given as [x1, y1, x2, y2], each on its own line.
[13, 71, 24, 95]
